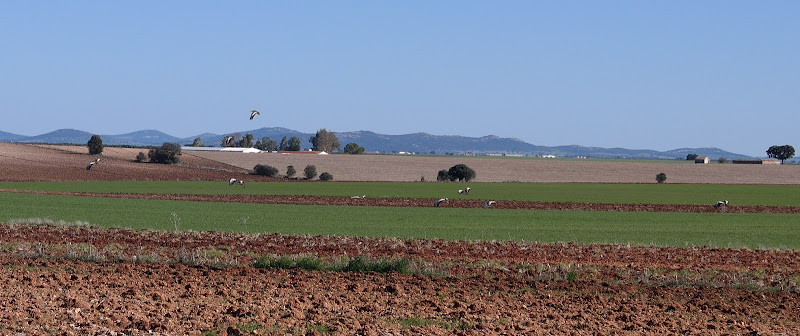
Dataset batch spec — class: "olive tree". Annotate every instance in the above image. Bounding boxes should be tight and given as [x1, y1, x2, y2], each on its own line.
[447, 164, 476, 182]
[309, 129, 340, 153]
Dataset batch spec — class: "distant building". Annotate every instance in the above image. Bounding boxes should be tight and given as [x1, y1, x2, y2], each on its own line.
[732, 159, 781, 165]
[695, 156, 710, 164]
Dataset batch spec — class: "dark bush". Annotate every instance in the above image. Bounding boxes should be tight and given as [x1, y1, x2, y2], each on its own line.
[253, 164, 279, 177]
[304, 165, 317, 180]
[436, 170, 449, 182]
[286, 165, 296, 179]
[447, 164, 476, 182]
[135, 152, 147, 162]
[148, 142, 181, 164]
[319, 172, 333, 181]
[656, 172, 667, 184]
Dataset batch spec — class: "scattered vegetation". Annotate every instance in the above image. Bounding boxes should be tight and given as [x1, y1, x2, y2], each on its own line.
[253, 164, 279, 177]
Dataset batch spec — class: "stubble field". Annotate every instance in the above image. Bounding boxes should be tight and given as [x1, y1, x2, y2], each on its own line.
[0, 142, 798, 335]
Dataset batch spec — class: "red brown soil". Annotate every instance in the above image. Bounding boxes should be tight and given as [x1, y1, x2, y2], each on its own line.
[2, 142, 799, 334]
[4, 189, 800, 214]
[0, 225, 798, 335]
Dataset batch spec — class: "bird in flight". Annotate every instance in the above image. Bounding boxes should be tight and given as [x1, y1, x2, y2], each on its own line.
[434, 198, 449, 207]
[250, 110, 260, 120]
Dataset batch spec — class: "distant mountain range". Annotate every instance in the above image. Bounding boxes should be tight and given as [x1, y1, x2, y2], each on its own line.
[0, 128, 752, 160]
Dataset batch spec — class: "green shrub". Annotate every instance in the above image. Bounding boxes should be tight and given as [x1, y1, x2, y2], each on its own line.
[135, 152, 147, 162]
[148, 142, 181, 164]
[304, 165, 317, 180]
[319, 172, 333, 181]
[253, 164, 278, 177]
[87, 135, 104, 155]
[285, 165, 296, 179]
[656, 173, 667, 184]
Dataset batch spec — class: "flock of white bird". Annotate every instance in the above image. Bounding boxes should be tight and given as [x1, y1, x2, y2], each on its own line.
[82, 110, 732, 210]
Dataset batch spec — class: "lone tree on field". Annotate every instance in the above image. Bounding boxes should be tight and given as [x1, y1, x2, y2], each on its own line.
[343, 142, 365, 154]
[766, 145, 795, 163]
[87, 135, 103, 155]
[656, 172, 667, 184]
[304, 165, 318, 180]
[447, 164, 476, 182]
[319, 172, 333, 181]
[686, 153, 698, 161]
[191, 137, 204, 147]
[309, 128, 340, 153]
[285, 165, 296, 179]
[148, 142, 182, 164]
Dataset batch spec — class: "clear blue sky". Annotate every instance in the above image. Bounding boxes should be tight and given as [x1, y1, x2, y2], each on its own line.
[1, 1, 797, 156]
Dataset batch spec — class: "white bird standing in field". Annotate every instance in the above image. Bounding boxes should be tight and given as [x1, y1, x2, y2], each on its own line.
[434, 198, 449, 207]
[229, 178, 245, 188]
[713, 200, 729, 208]
[250, 110, 260, 120]
[458, 187, 471, 195]
[483, 201, 496, 208]
[351, 195, 367, 199]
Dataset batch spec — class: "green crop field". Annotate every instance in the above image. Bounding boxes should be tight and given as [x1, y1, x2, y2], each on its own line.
[2, 181, 800, 206]
[1, 192, 798, 249]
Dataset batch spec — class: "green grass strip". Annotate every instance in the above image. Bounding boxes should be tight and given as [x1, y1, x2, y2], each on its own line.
[1, 192, 798, 249]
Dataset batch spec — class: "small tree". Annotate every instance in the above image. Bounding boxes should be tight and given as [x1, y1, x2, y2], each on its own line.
[309, 128, 341, 153]
[717, 157, 728, 164]
[253, 164, 279, 177]
[135, 152, 147, 162]
[148, 142, 182, 164]
[447, 164, 476, 182]
[87, 135, 104, 155]
[278, 136, 288, 151]
[319, 172, 333, 181]
[304, 164, 318, 180]
[766, 145, 795, 163]
[343, 142, 365, 154]
[436, 170, 449, 182]
[285, 165, 296, 179]
[686, 153, 698, 161]
[191, 137, 203, 147]
[656, 172, 667, 184]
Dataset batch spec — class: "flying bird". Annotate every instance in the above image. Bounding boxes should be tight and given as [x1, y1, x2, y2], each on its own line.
[250, 110, 260, 120]
[86, 161, 95, 170]
[434, 198, 449, 207]
[713, 200, 729, 208]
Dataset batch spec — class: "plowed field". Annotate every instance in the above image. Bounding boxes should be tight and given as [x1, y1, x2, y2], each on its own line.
[1, 142, 799, 335]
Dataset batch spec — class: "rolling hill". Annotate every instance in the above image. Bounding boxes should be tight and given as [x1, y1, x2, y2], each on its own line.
[0, 127, 752, 159]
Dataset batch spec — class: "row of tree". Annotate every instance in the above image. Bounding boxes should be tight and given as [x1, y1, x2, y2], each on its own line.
[253, 164, 332, 180]
[685, 145, 796, 163]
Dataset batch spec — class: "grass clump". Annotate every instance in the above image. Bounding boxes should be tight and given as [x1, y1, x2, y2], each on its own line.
[254, 255, 414, 274]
